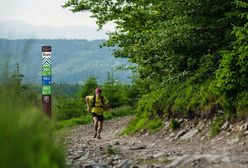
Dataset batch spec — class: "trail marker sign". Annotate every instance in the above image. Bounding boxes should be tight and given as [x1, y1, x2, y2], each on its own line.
[42, 46, 52, 117]
[42, 76, 52, 85]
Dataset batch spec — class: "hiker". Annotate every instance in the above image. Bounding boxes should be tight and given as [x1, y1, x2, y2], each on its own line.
[85, 88, 109, 139]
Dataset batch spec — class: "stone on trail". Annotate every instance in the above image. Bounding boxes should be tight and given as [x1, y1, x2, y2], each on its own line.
[221, 121, 229, 130]
[181, 129, 199, 140]
[129, 144, 146, 150]
[227, 137, 239, 145]
[83, 164, 108, 168]
[153, 151, 166, 158]
[175, 130, 188, 139]
[114, 141, 121, 145]
[165, 155, 191, 168]
[116, 160, 131, 168]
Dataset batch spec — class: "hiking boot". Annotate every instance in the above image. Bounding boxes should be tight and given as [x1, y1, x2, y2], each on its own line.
[97, 135, 101, 139]
[93, 132, 97, 138]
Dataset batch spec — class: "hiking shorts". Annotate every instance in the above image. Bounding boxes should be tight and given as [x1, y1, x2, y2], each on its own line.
[92, 113, 104, 122]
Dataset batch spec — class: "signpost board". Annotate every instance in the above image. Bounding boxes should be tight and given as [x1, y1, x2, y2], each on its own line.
[42, 67, 52, 76]
[42, 46, 52, 117]
[42, 85, 51, 95]
[42, 76, 52, 85]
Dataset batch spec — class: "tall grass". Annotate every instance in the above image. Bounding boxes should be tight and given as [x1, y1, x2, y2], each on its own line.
[0, 85, 65, 168]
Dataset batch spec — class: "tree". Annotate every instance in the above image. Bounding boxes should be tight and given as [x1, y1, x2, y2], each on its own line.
[80, 77, 98, 98]
[64, 0, 234, 85]
[216, 0, 248, 96]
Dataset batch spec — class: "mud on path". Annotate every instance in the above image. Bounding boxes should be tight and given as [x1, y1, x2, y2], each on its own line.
[65, 116, 248, 168]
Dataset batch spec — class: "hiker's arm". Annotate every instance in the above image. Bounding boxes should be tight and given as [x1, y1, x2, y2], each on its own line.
[104, 97, 111, 109]
[85, 96, 90, 112]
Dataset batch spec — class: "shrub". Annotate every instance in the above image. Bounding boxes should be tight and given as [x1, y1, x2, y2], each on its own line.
[54, 96, 83, 120]
[146, 119, 163, 133]
[122, 117, 146, 135]
[169, 118, 180, 131]
[104, 106, 133, 120]
[210, 115, 225, 137]
[236, 91, 248, 119]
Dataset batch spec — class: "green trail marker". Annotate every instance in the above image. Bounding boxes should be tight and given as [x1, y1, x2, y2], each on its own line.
[42, 67, 52, 76]
[42, 85, 51, 95]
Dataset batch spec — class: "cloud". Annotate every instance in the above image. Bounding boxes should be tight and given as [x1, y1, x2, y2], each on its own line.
[0, 0, 115, 30]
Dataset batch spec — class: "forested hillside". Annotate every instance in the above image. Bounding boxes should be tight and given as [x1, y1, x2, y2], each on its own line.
[0, 39, 131, 84]
[64, 0, 248, 129]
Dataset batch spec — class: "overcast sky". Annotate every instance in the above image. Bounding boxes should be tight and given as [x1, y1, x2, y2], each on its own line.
[0, 0, 114, 30]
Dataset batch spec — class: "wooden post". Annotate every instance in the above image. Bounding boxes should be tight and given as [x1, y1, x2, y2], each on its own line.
[42, 46, 52, 117]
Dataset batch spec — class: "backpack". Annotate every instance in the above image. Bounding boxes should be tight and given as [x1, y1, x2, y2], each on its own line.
[91, 95, 104, 108]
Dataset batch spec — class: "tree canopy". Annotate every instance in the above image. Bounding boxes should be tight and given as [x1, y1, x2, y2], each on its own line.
[64, 0, 248, 120]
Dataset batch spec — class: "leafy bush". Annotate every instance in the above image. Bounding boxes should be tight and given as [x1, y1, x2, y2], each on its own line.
[104, 106, 133, 120]
[80, 77, 98, 98]
[54, 96, 83, 120]
[169, 118, 180, 131]
[210, 115, 225, 137]
[236, 91, 248, 119]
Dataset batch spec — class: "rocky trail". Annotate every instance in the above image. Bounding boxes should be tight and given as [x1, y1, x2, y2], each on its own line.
[64, 116, 248, 168]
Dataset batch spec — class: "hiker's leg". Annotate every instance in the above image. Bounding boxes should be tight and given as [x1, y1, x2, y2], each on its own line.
[93, 116, 98, 138]
[97, 121, 103, 138]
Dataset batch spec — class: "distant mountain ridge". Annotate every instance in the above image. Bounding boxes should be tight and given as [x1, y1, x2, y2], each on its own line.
[0, 39, 131, 84]
[0, 21, 108, 40]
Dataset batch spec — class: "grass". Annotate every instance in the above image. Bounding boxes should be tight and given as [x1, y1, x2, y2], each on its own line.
[0, 87, 65, 168]
[54, 115, 92, 130]
[121, 117, 163, 135]
[107, 145, 117, 156]
[104, 106, 134, 120]
[169, 118, 180, 131]
[210, 115, 225, 137]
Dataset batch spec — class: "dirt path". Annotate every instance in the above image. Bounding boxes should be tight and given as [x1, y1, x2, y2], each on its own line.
[65, 116, 248, 168]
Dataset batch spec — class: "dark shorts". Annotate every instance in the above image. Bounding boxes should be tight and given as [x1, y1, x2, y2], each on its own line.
[92, 113, 104, 122]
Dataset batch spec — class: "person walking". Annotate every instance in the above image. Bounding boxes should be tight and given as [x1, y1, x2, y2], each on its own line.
[85, 88, 108, 139]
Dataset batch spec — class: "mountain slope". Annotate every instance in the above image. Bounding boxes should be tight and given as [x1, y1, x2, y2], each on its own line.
[0, 39, 131, 84]
[0, 21, 108, 40]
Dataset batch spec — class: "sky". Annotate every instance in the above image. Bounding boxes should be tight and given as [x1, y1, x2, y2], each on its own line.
[0, 0, 115, 30]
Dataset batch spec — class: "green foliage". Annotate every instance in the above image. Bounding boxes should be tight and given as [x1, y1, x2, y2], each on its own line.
[54, 115, 92, 130]
[211, 115, 225, 137]
[236, 91, 248, 119]
[81, 77, 98, 98]
[122, 113, 163, 135]
[54, 77, 97, 121]
[53, 83, 81, 97]
[146, 119, 163, 133]
[0, 82, 64, 168]
[122, 117, 146, 135]
[64, 0, 233, 83]
[107, 145, 117, 156]
[169, 118, 180, 131]
[64, 0, 248, 133]
[104, 106, 133, 120]
[216, 0, 248, 94]
[54, 95, 83, 120]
